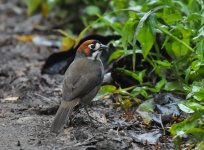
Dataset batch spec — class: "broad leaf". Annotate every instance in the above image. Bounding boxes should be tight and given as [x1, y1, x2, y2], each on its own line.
[170, 112, 202, 136]
[108, 50, 125, 63]
[137, 22, 155, 58]
[164, 82, 185, 92]
[25, 0, 41, 15]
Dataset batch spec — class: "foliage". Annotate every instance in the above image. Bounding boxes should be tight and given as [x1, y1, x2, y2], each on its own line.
[25, 0, 204, 148]
[92, 1, 203, 148]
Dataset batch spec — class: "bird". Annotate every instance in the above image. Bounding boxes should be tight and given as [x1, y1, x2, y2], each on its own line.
[50, 39, 107, 133]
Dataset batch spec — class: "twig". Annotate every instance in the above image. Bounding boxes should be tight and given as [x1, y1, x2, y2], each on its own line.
[74, 136, 97, 147]
[34, 93, 58, 104]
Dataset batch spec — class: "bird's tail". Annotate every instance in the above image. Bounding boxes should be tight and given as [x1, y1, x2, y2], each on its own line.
[50, 100, 79, 134]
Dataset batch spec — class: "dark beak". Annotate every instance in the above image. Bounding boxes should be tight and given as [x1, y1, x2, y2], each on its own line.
[100, 44, 108, 51]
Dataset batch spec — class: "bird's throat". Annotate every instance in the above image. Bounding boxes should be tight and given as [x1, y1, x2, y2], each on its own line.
[88, 51, 101, 60]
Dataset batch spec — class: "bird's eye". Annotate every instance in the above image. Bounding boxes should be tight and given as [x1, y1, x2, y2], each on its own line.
[88, 44, 95, 50]
[88, 42, 101, 51]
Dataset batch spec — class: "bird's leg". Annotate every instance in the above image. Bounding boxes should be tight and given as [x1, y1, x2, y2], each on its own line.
[84, 106, 94, 123]
[84, 105, 100, 124]
[84, 105, 109, 128]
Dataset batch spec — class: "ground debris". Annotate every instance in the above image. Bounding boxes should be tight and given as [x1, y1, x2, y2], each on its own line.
[0, 96, 19, 102]
[128, 130, 162, 144]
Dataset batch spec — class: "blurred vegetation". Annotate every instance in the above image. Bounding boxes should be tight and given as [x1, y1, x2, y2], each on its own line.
[25, 0, 204, 148]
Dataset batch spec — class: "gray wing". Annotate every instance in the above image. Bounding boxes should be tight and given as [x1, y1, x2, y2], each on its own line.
[62, 58, 103, 101]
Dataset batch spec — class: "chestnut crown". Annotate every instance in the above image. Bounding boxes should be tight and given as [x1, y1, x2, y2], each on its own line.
[77, 40, 107, 57]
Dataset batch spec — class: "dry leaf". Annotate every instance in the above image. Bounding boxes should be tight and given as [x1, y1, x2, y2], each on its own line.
[60, 36, 76, 51]
[56, 29, 76, 51]
[16, 35, 35, 42]
[1, 96, 19, 102]
[41, 2, 49, 17]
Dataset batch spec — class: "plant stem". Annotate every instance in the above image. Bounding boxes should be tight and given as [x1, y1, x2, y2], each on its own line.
[157, 26, 194, 52]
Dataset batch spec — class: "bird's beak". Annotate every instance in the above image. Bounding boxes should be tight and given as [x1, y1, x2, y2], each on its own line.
[100, 44, 108, 51]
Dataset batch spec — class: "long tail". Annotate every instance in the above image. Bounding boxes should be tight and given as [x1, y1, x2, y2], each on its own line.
[50, 100, 79, 134]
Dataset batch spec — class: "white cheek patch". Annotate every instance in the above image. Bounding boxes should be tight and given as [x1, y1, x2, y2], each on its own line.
[88, 51, 101, 60]
[92, 51, 99, 58]
[94, 43, 100, 50]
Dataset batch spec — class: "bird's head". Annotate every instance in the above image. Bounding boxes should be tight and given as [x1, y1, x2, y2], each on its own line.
[76, 40, 107, 59]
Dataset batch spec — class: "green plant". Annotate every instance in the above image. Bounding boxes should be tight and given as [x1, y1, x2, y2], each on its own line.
[90, 0, 204, 148]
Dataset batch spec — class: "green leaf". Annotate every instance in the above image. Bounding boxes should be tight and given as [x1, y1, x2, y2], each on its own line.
[178, 103, 194, 113]
[132, 7, 163, 70]
[116, 68, 146, 84]
[193, 26, 204, 41]
[186, 128, 204, 141]
[170, 112, 202, 136]
[189, 85, 204, 102]
[131, 87, 148, 98]
[157, 11, 182, 24]
[99, 15, 123, 34]
[196, 141, 204, 150]
[154, 78, 167, 92]
[122, 99, 133, 110]
[138, 99, 155, 112]
[164, 82, 185, 92]
[137, 70, 146, 84]
[108, 50, 125, 63]
[195, 40, 204, 60]
[76, 17, 101, 44]
[155, 60, 171, 68]
[99, 85, 117, 94]
[193, 87, 204, 101]
[121, 18, 137, 50]
[191, 60, 203, 71]
[108, 50, 133, 63]
[153, 60, 171, 75]
[84, 5, 101, 16]
[187, 102, 204, 112]
[94, 85, 116, 101]
[158, 26, 194, 52]
[137, 22, 155, 58]
[172, 40, 189, 57]
[118, 88, 131, 95]
[25, 0, 41, 15]
[187, 13, 202, 22]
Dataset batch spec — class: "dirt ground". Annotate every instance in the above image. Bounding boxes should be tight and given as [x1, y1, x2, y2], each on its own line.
[0, 1, 174, 150]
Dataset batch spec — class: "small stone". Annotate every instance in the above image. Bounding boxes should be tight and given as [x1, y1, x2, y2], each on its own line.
[17, 140, 21, 146]
[97, 126, 106, 132]
[16, 116, 34, 124]
[37, 140, 42, 145]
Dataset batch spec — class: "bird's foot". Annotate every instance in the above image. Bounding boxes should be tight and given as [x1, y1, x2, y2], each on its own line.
[84, 106, 101, 126]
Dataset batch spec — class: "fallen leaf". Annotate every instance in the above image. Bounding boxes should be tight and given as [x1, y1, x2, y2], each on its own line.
[16, 35, 35, 42]
[156, 104, 180, 118]
[137, 110, 152, 125]
[128, 130, 162, 144]
[56, 29, 76, 51]
[41, 2, 49, 17]
[1, 96, 19, 102]
[138, 99, 155, 112]
[61, 36, 76, 51]
[32, 36, 61, 47]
